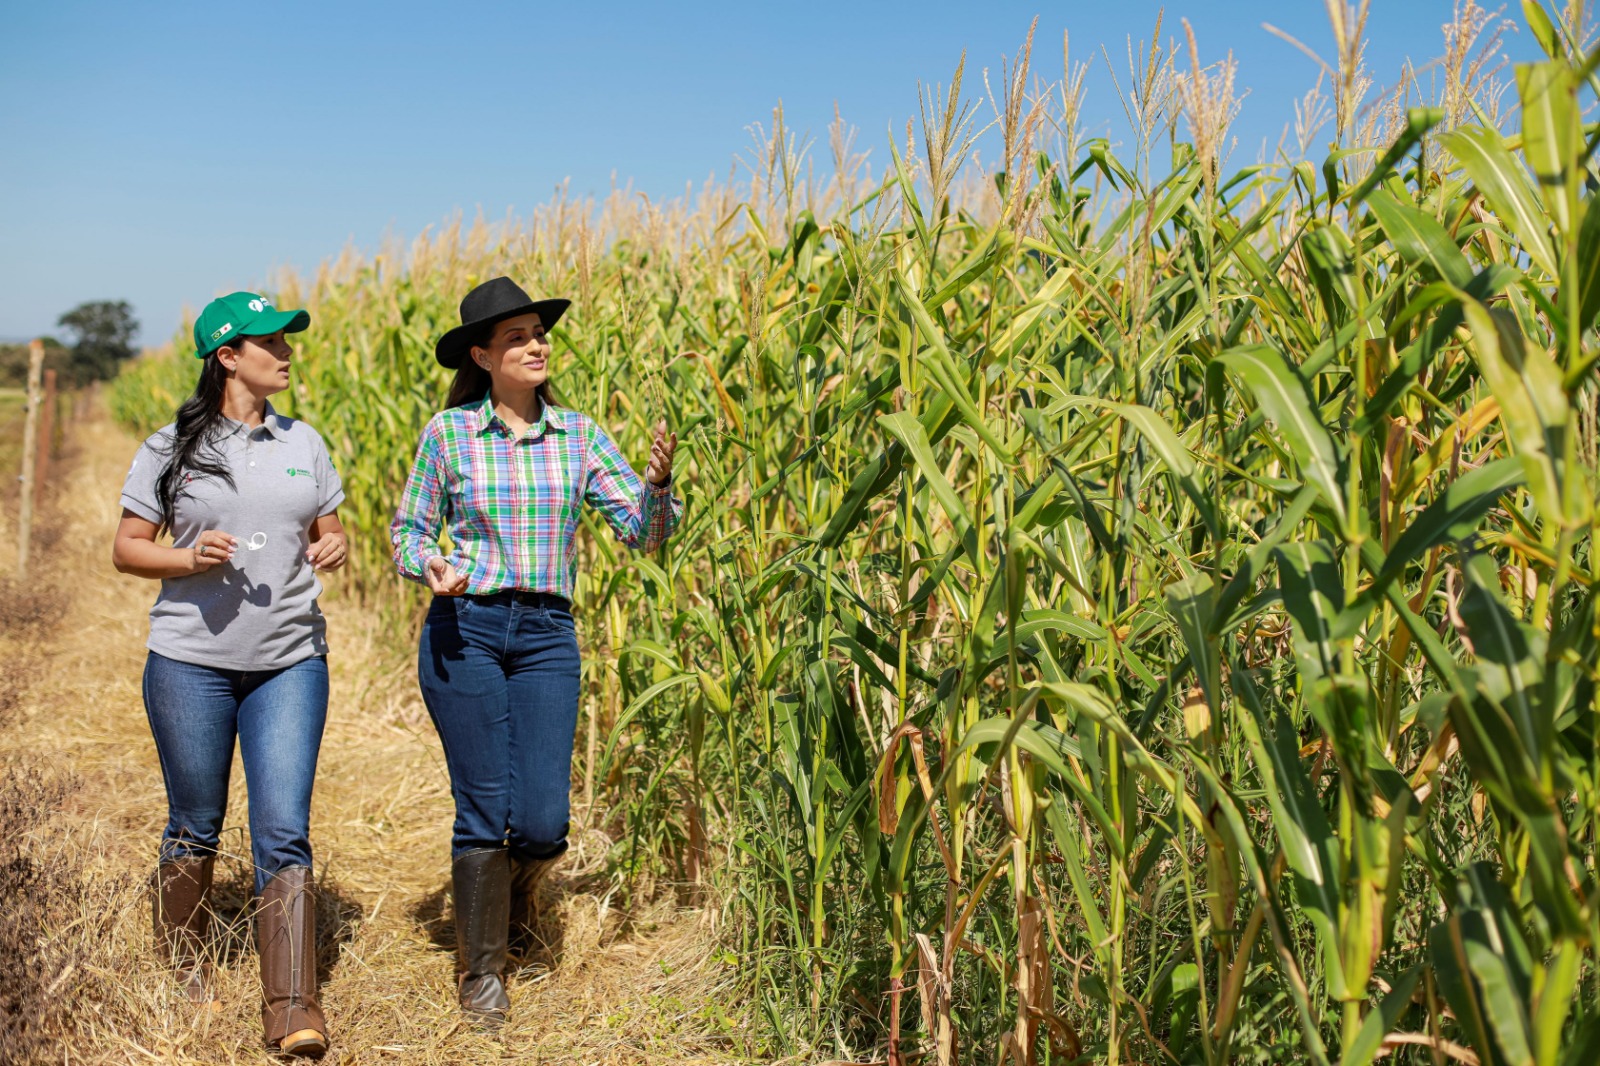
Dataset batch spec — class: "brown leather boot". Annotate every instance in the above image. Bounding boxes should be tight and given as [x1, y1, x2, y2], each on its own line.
[152, 857, 216, 1004]
[257, 866, 328, 1059]
[452, 848, 511, 1028]
[508, 848, 563, 961]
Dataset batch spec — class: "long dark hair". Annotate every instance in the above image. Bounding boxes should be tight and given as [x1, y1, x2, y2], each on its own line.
[154, 355, 234, 534]
[444, 320, 555, 411]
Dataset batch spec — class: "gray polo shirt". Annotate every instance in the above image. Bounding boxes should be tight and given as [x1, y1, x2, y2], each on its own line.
[120, 403, 345, 671]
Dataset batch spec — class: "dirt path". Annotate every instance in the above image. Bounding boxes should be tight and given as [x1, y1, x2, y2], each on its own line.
[0, 407, 744, 1064]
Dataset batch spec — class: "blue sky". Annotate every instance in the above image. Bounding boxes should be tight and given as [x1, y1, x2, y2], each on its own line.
[0, 1, 1543, 345]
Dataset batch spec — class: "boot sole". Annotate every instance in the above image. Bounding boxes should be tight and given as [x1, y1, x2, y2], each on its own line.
[278, 1028, 327, 1058]
[463, 1008, 507, 1033]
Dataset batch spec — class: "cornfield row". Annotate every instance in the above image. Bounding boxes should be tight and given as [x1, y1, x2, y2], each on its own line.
[113, 4, 1600, 1062]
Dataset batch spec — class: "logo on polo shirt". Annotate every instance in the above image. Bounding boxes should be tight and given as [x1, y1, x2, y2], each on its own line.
[286, 467, 312, 477]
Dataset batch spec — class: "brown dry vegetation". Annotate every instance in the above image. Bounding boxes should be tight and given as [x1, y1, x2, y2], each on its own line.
[0, 404, 747, 1064]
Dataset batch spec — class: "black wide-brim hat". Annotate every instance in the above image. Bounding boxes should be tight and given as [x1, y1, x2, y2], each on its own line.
[434, 276, 571, 369]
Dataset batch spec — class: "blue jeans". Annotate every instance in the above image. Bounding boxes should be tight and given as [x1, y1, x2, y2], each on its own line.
[417, 593, 581, 861]
[142, 651, 328, 894]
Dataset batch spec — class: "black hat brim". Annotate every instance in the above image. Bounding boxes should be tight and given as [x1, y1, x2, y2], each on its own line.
[434, 297, 571, 369]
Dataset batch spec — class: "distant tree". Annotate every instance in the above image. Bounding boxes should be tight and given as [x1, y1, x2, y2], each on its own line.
[0, 337, 68, 389]
[57, 300, 138, 384]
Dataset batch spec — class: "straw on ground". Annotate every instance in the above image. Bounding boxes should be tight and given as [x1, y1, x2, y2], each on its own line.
[0, 405, 744, 1064]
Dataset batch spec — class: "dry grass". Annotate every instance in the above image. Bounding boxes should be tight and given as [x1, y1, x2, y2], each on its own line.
[0, 404, 749, 1064]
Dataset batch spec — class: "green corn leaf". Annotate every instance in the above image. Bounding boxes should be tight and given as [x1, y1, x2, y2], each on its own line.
[1534, 940, 1581, 1066]
[1009, 609, 1109, 645]
[926, 222, 1014, 307]
[1574, 191, 1600, 335]
[1523, 0, 1562, 59]
[902, 710, 1123, 866]
[1449, 563, 1587, 936]
[833, 601, 938, 686]
[1219, 345, 1348, 527]
[818, 393, 957, 549]
[1457, 552, 1547, 758]
[891, 274, 1015, 463]
[1342, 107, 1444, 208]
[1215, 485, 1318, 632]
[1441, 124, 1558, 278]
[620, 638, 681, 669]
[1232, 689, 1344, 998]
[1342, 965, 1422, 1066]
[600, 673, 699, 767]
[1429, 863, 1537, 1066]
[1044, 800, 1111, 952]
[751, 360, 902, 500]
[1048, 455, 1123, 556]
[1165, 573, 1220, 711]
[1429, 912, 1510, 1066]
[1053, 396, 1221, 536]
[1358, 264, 1522, 434]
[1113, 400, 1220, 537]
[818, 447, 901, 549]
[1462, 300, 1580, 527]
[1518, 60, 1581, 236]
[1371, 457, 1525, 591]
[1367, 190, 1475, 288]
[1301, 223, 1363, 322]
[876, 410, 978, 559]
[986, 260, 1081, 361]
[1185, 755, 1333, 1066]
[1275, 542, 1353, 681]
[1033, 683, 1177, 790]
[961, 717, 1125, 856]
[1558, 1017, 1600, 1066]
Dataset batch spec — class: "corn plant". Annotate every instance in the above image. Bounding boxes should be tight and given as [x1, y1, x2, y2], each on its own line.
[111, 3, 1600, 1061]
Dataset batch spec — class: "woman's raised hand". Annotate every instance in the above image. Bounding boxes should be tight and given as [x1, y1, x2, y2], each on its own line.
[645, 419, 677, 486]
[190, 530, 237, 573]
[425, 554, 469, 596]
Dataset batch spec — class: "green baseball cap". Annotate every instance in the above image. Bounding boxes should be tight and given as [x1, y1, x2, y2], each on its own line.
[192, 291, 311, 358]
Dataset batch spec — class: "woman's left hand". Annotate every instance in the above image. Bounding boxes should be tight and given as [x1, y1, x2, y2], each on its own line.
[646, 419, 678, 486]
[307, 531, 348, 571]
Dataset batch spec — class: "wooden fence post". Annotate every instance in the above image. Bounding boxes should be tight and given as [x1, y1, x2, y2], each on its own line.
[35, 368, 56, 505]
[17, 339, 45, 575]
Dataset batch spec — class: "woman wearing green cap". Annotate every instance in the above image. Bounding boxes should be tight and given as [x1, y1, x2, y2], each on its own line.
[112, 291, 346, 1059]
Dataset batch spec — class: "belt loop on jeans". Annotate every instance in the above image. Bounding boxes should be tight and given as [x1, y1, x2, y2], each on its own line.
[464, 589, 571, 612]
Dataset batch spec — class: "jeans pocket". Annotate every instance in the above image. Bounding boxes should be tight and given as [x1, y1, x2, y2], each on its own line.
[544, 607, 576, 632]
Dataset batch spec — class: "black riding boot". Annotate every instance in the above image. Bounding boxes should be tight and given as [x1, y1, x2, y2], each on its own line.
[508, 845, 565, 961]
[452, 848, 511, 1028]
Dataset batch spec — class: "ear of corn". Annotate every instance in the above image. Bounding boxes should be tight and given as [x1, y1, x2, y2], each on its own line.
[113, 6, 1600, 1061]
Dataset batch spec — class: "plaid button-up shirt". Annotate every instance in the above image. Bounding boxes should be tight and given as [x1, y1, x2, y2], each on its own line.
[390, 397, 681, 598]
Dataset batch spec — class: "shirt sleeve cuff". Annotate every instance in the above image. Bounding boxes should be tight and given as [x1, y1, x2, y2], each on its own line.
[646, 476, 673, 494]
[119, 494, 162, 524]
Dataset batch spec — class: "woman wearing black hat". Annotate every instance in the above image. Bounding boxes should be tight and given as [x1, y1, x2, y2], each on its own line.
[390, 276, 681, 1027]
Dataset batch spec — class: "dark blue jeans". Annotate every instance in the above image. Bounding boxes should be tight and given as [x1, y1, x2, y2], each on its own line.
[417, 593, 581, 861]
[142, 651, 328, 894]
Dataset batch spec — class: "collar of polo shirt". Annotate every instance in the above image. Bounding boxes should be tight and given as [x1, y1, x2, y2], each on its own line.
[469, 394, 566, 439]
[219, 401, 293, 440]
